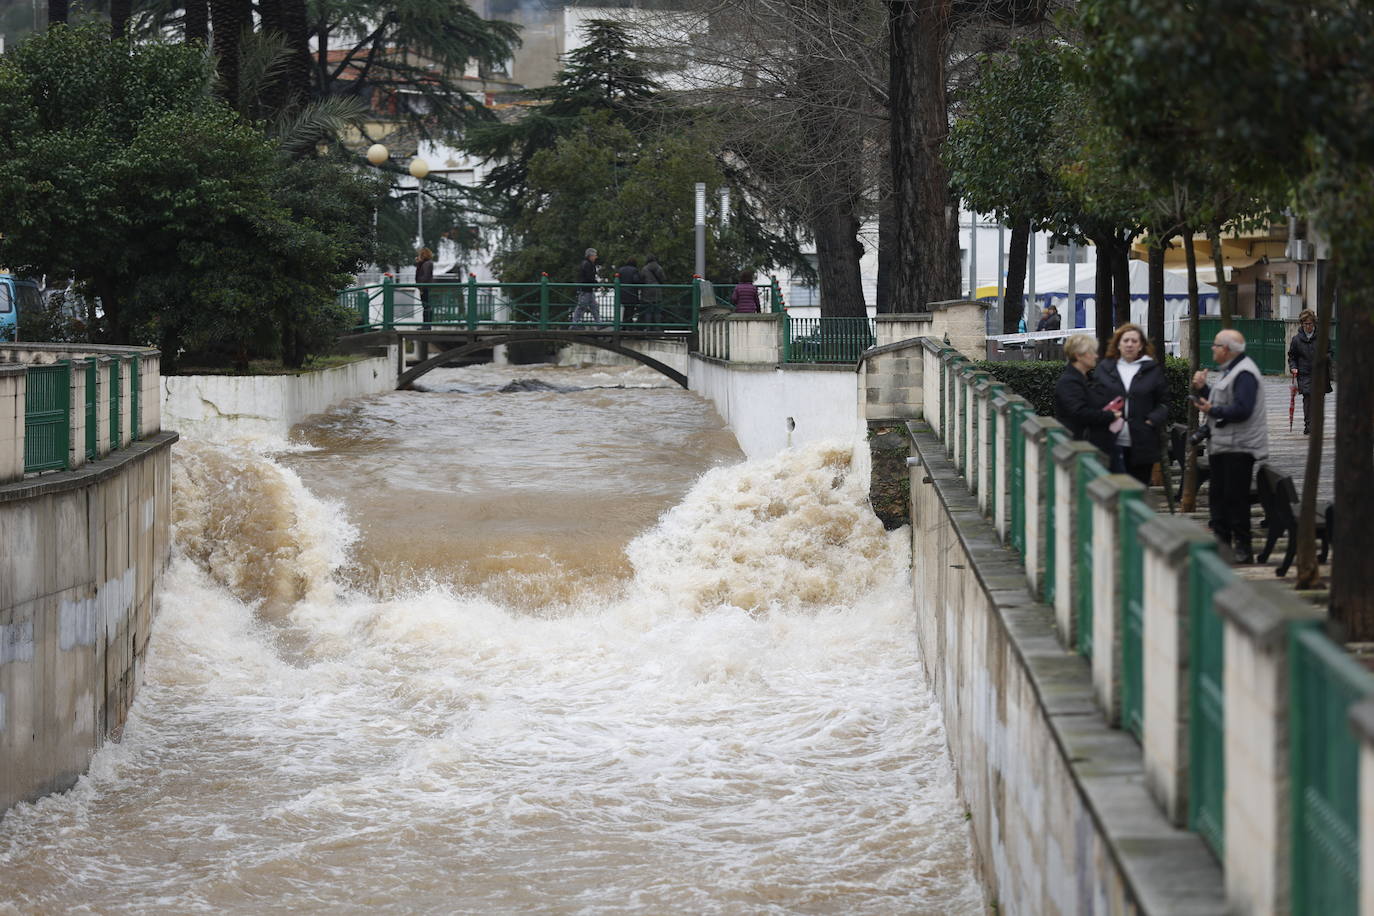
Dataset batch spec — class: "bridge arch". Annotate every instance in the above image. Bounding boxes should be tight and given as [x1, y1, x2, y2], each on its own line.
[395, 332, 688, 389]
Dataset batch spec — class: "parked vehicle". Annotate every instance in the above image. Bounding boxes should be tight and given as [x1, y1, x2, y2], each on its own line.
[0, 272, 43, 340]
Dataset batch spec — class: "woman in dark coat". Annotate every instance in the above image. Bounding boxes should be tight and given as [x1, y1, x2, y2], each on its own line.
[415, 247, 435, 328]
[1094, 322, 1169, 485]
[1055, 333, 1120, 454]
[1288, 308, 1331, 435]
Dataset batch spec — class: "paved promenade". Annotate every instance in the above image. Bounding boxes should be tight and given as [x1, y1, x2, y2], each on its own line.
[1260, 375, 1336, 504]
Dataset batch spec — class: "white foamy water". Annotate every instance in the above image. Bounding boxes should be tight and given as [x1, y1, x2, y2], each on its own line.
[0, 366, 980, 914]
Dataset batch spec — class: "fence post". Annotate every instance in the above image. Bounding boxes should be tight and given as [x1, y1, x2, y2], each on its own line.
[974, 378, 1001, 517]
[1022, 416, 1066, 599]
[1213, 581, 1322, 914]
[68, 357, 86, 469]
[539, 273, 550, 328]
[990, 391, 1014, 542]
[1351, 701, 1374, 916]
[1087, 473, 1146, 725]
[770, 276, 783, 314]
[612, 273, 623, 330]
[381, 276, 395, 330]
[1137, 517, 1216, 826]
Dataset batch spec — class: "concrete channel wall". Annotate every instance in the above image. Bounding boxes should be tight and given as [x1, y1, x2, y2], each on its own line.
[1, 344, 176, 815]
[161, 347, 397, 440]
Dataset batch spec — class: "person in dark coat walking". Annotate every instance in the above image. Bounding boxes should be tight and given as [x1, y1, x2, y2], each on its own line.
[1035, 305, 1062, 331]
[639, 254, 667, 325]
[1055, 333, 1121, 454]
[617, 258, 642, 323]
[1287, 308, 1332, 435]
[731, 270, 761, 313]
[1094, 322, 1169, 485]
[572, 248, 599, 326]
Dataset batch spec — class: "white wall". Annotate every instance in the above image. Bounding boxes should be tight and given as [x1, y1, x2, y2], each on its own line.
[687, 357, 860, 460]
[161, 349, 396, 441]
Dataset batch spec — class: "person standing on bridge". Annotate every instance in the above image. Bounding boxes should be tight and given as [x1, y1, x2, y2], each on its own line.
[415, 247, 435, 329]
[640, 254, 667, 325]
[573, 248, 600, 327]
[618, 258, 642, 323]
[1288, 308, 1331, 436]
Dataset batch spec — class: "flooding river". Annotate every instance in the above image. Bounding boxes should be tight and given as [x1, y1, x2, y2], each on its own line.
[0, 363, 981, 913]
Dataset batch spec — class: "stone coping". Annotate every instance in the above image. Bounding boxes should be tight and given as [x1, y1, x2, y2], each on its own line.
[0, 343, 159, 359]
[1350, 698, 1374, 747]
[908, 419, 1227, 913]
[1214, 579, 1325, 649]
[1138, 516, 1217, 564]
[688, 352, 858, 373]
[0, 431, 178, 503]
[1088, 473, 1146, 509]
[927, 298, 994, 312]
[861, 337, 933, 360]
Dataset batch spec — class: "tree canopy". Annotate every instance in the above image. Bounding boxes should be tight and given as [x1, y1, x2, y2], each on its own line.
[0, 24, 381, 368]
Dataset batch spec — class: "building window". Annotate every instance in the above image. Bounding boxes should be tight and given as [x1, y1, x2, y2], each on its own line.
[1046, 239, 1088, 264]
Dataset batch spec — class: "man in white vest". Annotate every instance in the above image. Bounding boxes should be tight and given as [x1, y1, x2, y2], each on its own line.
[1192, 328, 1269, 563]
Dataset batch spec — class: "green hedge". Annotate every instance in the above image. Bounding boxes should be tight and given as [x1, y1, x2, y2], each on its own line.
[968, 357, 1191, 428]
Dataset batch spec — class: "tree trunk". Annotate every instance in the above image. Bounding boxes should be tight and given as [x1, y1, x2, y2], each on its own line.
[210, 0, 251, 108]
[1092, 237, 1113, 354]
[1147, 234, 1168, 358]
[281, 0, 312, 111]
[1112, 234, 1131, 328]
[811, 203, 867, 318]
[110, 0, 130, 38]
[1331, 268, 1374, 638]
[1207, 224, 1233, 327]
[887, 0, 961, 312]
[184, 0, 208, 43]
[1181, 226, 1202, 512]
[47, 0, 68, 26]
[1003, 221, 1029, 334]
[1295, 260, 1335, 588]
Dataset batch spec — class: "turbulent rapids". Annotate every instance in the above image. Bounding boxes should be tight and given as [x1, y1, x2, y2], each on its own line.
[0, 364, 980, 914]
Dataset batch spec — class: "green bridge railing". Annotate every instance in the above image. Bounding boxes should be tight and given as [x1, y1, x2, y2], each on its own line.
[341, 276, 788, 333]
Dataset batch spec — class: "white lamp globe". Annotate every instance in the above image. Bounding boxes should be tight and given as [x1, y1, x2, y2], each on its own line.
[409, 157, 430, 180]
[365, 143, 389, 166]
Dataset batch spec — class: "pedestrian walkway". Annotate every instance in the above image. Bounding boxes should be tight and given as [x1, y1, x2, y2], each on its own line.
[1260, 375, 1335, 504]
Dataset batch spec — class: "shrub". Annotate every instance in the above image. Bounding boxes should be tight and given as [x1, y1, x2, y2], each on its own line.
[969, 356, 1192, 427]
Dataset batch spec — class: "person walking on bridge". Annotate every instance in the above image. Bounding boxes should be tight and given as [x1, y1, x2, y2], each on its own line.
[731, 270, 761, 313]
[640, 254, 667, 325]
[572, 248, 599, 327]
[618, 258, 642, 323]
[415, 247, 434, 329]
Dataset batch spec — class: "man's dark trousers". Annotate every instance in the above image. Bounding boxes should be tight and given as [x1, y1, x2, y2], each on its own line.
[1208, 452, 1256, 554]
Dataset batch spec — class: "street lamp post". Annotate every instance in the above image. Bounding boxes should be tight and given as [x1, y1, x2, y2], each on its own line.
[410, 156, 430, 251]
[694, 182, 706, 279]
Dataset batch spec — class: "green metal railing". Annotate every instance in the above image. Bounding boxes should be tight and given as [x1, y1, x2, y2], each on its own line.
[24, 362, 70, 473]
[341, 276, 709, 332]
[84, 359, 97, 460]
[1290, 624, 1374, 915]
[1042, 427, 1070, 604]
[1119, 493, 1153, 741]
[1188, 541, 1233, 861]
[109, 358, 121, 448]
[1008, 402, 1030, 555]
[1074, 453, 1109, 658]
[783, 316, 876, 363]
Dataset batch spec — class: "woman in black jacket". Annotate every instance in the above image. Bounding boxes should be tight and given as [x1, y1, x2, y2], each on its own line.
[1055, 333, 1121, 454]
[1287, 308, 1331, 435]
[1094, 322, 1168, 485]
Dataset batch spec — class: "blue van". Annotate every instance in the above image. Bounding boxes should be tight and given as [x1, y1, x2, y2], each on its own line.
[0, 272, 42, 340]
